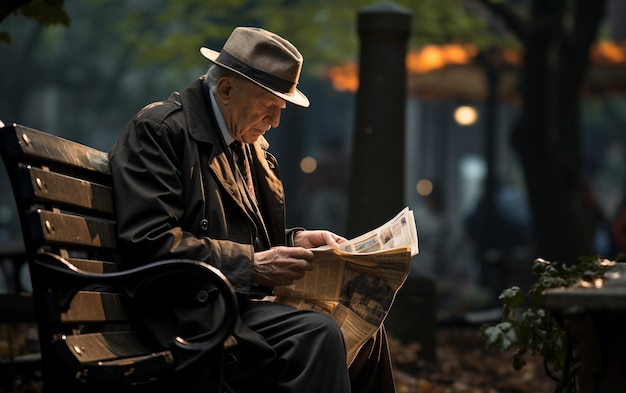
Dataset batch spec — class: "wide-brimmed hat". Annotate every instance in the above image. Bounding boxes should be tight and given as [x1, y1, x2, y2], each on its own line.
[200, 27, 309, 107]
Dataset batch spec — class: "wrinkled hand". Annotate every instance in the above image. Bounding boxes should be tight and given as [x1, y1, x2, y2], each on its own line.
[293, 229, 347, 249]
[253, 246, 314, 287]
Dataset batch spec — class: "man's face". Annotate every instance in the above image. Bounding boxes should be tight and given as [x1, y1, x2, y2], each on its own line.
[222, 77, 286, 144]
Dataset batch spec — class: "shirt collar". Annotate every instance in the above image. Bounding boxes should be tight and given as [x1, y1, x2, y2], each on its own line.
[209, 88, 235, 147]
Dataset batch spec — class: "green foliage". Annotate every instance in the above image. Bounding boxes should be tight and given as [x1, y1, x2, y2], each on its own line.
[2, 0, 521, 69]
[1, 0, 70, 43]
[481, 256, 621, 391]
[19, 0, 70, 26]
[114, 0, 515, 73]
[0, 0, 525, 140]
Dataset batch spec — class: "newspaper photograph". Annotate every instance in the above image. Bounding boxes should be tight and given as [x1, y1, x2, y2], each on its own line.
[273, 207, 419, 365]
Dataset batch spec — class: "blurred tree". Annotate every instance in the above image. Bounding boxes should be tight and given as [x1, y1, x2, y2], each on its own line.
[1, 0, 510, 68]
[0, 0, 69, 43]
[116, 0, 510, 73]
[476, 0, 608, 263]
[0, 1, 168, 143]
[0, 0, 504, 141]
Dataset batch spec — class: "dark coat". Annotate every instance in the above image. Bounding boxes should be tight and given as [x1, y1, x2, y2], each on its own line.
[110, 77, 289, 295]
[109, 77, 291, 366]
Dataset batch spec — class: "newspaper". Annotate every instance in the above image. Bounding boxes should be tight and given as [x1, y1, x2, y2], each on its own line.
[273, 207, 419, 365]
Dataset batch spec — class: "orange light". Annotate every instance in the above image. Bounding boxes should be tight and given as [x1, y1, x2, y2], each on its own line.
[327, 63, 359, 92]
[592, 41, 626, 65]
[325, 41, 626, 94]
[406, 44, 477, 74]
[326, 44, 478, 92]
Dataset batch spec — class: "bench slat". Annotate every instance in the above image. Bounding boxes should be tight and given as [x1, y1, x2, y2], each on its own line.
[53, 331, 161, 365]
[27, 209, 117, 249]
[79, 351, 175, 384]
[18, 167, 114, 214]
[1, 124, 110, 176]
[60, 291, 128, 323]
[67, 258, 118, 273]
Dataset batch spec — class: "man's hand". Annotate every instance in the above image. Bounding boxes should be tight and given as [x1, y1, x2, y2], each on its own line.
[253, 246, 314, 287]
[293, 230, 347, 249]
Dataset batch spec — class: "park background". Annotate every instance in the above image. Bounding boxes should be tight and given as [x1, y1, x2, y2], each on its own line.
[1, 0, 626, 392]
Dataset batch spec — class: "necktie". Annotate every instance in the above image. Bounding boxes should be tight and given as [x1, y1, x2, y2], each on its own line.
[231, 140, 255, 198]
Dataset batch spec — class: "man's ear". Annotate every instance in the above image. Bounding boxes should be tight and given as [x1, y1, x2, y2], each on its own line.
[215, 77, 233, 105]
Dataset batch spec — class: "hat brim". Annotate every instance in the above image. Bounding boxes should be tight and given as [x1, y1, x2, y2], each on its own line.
[201, 47, 310, 108]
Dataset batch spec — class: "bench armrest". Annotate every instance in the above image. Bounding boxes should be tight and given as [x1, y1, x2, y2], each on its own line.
[32, 252, 238, 368]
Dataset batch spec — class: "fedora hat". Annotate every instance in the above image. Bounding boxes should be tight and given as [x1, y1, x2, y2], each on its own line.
[200, 27, 309, 107]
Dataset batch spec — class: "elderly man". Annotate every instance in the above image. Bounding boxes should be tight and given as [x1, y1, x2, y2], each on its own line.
[109, 26, 395, 392]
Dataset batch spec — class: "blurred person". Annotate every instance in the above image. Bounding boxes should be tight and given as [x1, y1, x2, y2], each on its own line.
[109, 27, 395, 393]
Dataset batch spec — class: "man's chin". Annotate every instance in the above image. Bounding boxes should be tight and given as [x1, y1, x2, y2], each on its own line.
[244, 132, 266, 143]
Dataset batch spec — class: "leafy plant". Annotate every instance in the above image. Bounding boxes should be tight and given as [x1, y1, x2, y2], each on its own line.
[480, 255, 622, 392]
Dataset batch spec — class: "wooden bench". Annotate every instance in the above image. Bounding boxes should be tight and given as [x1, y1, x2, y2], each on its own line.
[0, 123, 239, 393]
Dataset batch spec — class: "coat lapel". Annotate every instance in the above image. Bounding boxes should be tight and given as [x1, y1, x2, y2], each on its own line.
[250, 138, 286, 246]
[208, 152, 246, 205]
[180, 78, 276, 246]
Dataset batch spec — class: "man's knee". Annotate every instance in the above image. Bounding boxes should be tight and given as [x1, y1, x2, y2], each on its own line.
[280, 311, 348, 384]
[298, 310, 343, 340]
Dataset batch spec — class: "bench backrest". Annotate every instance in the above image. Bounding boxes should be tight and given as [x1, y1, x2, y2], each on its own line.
[0, 124, 237, 393]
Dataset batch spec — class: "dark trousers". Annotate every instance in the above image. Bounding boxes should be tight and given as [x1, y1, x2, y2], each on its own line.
[234, 299, 396, 393]
[349, 324, 396, 393]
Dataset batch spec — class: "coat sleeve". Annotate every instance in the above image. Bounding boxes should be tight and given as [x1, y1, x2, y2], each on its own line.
[109, 110, 256, 294]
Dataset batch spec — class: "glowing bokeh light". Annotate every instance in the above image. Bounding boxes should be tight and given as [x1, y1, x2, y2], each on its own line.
[300, 156, 317, 174]
[416, 179, 433, 196]
[454, 106, 478, 126]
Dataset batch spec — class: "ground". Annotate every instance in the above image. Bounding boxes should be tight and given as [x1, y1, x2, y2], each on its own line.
[391, 328, 557, 393]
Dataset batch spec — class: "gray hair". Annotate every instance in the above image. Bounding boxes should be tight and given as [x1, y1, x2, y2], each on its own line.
[204, 65, 243, 93]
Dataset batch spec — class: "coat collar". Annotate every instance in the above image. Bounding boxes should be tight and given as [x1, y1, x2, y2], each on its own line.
[179, 78, 271, 154]
[177, 78, 247, 209]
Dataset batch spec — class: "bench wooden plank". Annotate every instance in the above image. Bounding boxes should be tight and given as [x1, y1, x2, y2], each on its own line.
[66, 258, 118, 273]
[52, 331, 159, 364]
[26, 209, 117, 249]
[60, 291, 128, 323]
[17, 167, 114, 214]
[0, 124, 110, 176]
[70, 351, 175, 385]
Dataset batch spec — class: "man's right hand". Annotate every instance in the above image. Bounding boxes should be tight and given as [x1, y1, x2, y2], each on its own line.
[253, 246, 314, 287]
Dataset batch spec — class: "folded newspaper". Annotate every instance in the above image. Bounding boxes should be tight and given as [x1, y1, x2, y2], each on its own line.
[273, 207, 419, 366]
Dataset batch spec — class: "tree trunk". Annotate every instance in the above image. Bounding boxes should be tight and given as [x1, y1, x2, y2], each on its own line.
[511, 0, 606, 263]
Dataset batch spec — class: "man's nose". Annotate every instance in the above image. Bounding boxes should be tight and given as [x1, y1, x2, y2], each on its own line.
[267, 107, 282, 128]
